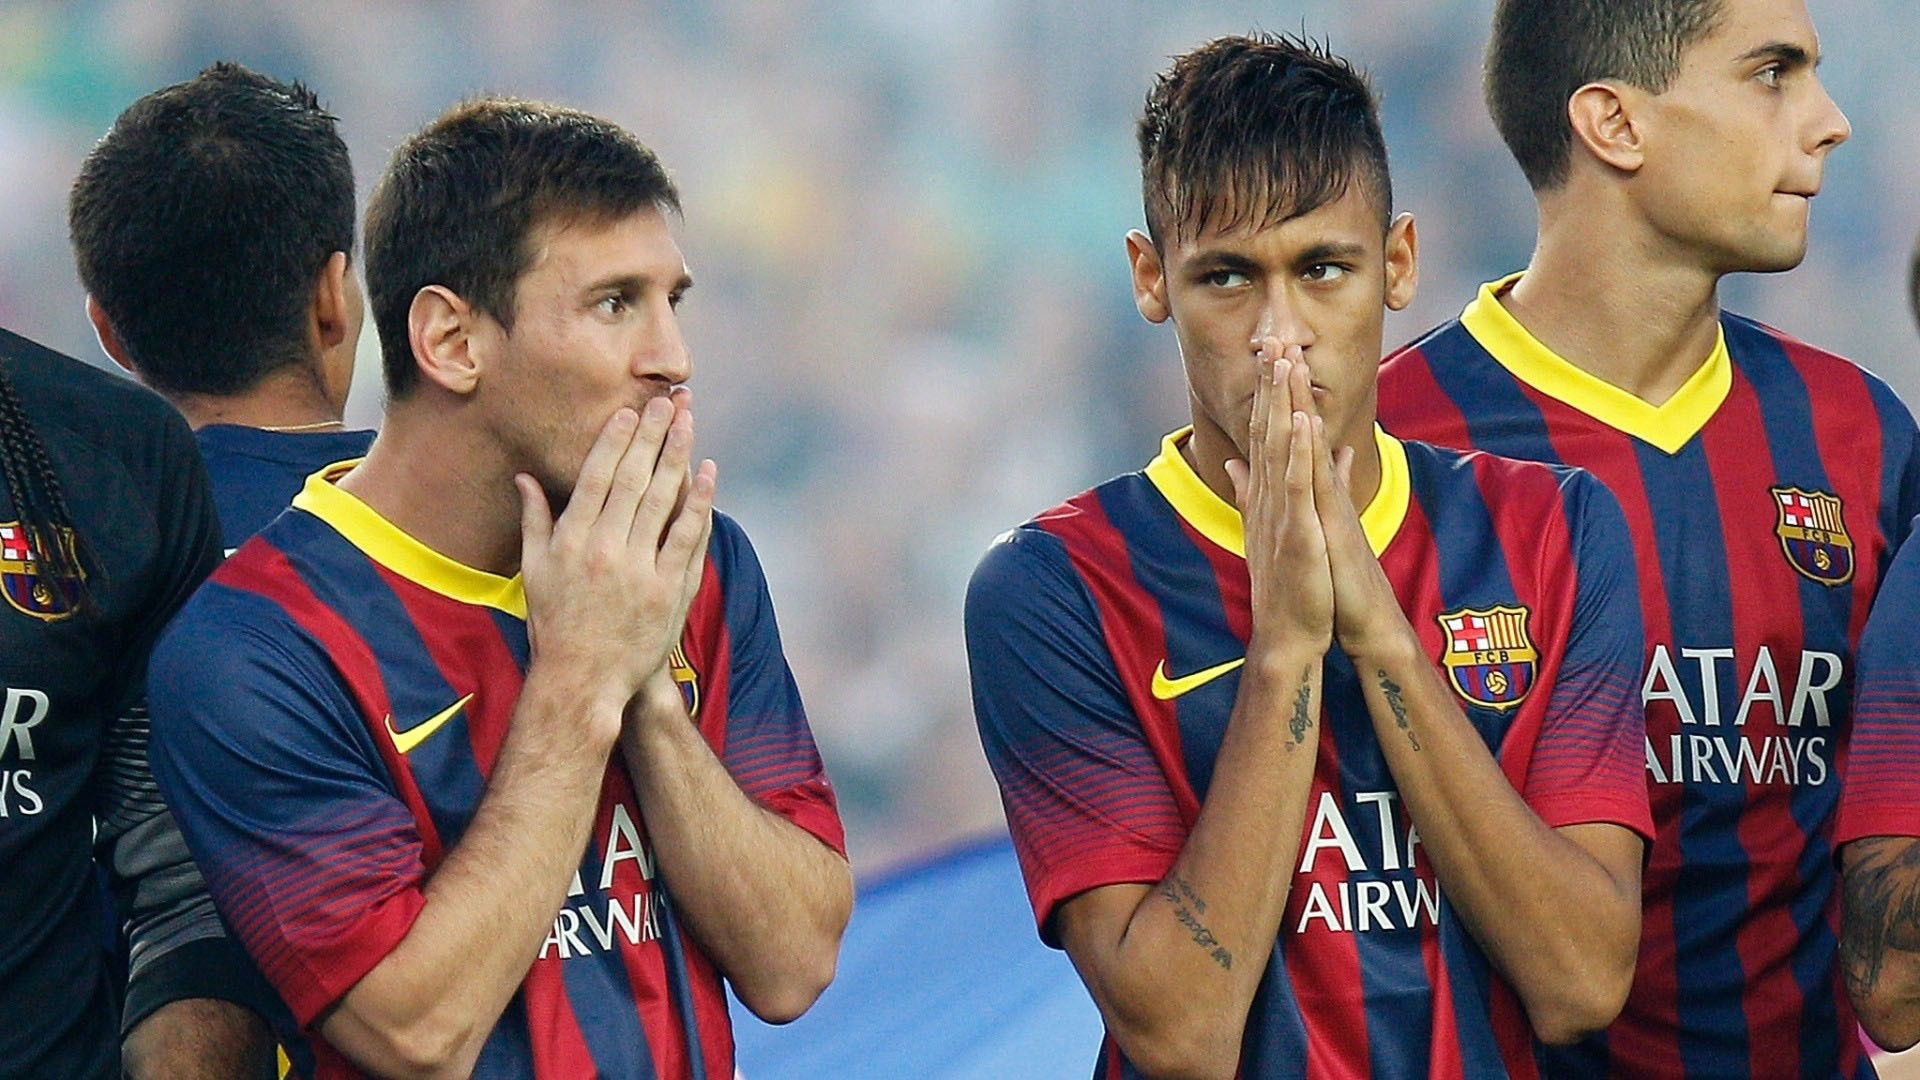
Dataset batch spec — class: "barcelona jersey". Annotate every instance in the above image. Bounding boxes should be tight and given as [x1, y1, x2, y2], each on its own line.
[1378, 275, 1920, 1079]
[967, 426, 1651, 1078]
[147, 463, 844, 1080]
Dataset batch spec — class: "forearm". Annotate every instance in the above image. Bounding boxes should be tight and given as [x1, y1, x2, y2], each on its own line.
[1842, 837, 1920, 1050]
[124, 998, 276, 1080]
[619, 675, 850, 1023]
[322, 673, 618, 1077]
[1354, 630, 1638, 1041]
[1067, 646, 1324, 1078]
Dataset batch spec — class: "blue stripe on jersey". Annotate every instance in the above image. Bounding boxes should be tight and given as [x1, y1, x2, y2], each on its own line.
[1869, 376, 1920, 578]
[478, 1001, 535, 1076]
[1406, 443, 1519, 1074]
[1416, 327, 1565, 467]
[654, 885, 710, 1079]
[1096, 478, 1243, 800]
[1723, 319, 1850, 1079]
[1637, 436, 1747, 1076]
[562, 841, 658, 1078]
[282, 519, 484, 846]
[1243, 942, 1311, 1072]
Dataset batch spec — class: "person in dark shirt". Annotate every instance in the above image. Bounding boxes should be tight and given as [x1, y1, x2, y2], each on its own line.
[0, 324, 266, 1078]
[70, 61, 374, 552]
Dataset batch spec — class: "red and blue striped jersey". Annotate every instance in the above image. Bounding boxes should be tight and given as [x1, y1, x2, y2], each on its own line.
[967, 426, 1651, 1078]
[1378, 275, 1920, 1079]
[147, 463, 844, 1080]
[1836, 519, 1920, 848]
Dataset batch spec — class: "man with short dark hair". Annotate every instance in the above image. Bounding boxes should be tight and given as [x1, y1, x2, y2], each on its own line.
[968, 34, 1651, 1077]
[1377, 1, 1920, 1076]
[71, 61, 373, 551]
[146, 99, 851, 1079]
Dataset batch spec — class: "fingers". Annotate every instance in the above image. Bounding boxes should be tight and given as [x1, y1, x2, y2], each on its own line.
[660, 459, 717, 579]
[1310, 414, 1341, 510]
[1284, 405, 1315, 513]
[632, 402, 695, 547]
[515, 473, 554, 555]
[563, 407, 643, 528]
[1224, 458, 1251, 511]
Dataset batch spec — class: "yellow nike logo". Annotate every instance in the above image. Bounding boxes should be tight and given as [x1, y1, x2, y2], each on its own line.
[1150, 657, 1246, 700]
[385, 693, 473, 754]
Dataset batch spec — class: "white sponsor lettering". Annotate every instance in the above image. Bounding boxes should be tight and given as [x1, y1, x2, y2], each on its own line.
[0, 688, 49, 761]
[0, 769, 41, 816]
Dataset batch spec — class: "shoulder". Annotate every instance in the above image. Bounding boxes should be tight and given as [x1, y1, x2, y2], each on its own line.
[1405, 438, 1623, 538]
[1724, 312, 1914, 418]
[0, 326, 188, 464]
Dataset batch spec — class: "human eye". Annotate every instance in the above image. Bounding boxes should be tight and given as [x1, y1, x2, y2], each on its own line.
[1302, 263, 1351, 283]
[1202, 268, 1250, 288]
[668, 288, 687, 311]
[594, 293, 631, 317]
[1756, 63, 1783, 89]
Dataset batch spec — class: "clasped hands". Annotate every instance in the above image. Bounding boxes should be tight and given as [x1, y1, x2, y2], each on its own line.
[1223, 338, 1406, 663]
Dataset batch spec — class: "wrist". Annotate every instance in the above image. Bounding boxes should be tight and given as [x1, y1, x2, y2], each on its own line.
[1244, 634, 1328, 680]
[1341, 618, 1425, 668]
[517, 665, 627, 748]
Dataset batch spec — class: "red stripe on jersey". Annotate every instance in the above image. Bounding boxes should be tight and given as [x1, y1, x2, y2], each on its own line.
[1290, 725, 1370, 1079]
[1040, 493, 1204, 819]
[687, 554, 729, 749]
[596, 765, 693, 1079]
[522, 959, 599, 1074]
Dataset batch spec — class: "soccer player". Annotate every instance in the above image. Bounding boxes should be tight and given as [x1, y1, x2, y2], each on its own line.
[146, 100, 852, 1079]
[1375, 1, 1920, 1076]
[968, 35, 1651, 1077]
[70, 62, 375, 552]
[0, 325, 267, 1078]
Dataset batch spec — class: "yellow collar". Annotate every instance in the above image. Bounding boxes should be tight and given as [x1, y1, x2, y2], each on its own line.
[1144, 425, 1409, 558]
[1459, 273, 1730, 455]
[292, 461, 528, 618]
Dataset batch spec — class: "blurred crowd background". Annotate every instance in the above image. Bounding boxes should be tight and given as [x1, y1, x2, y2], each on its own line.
[2, 0, 1915, 874]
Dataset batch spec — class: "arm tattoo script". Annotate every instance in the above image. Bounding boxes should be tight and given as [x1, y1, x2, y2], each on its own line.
[1160, 874, 1233, 970]
[1377, 670, 1420, 750]
[1841, 837, 1920, 1001]
[1289, 666, 1315, 745]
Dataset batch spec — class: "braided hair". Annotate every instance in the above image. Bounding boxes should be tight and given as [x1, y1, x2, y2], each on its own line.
[0, 356, 93, 614]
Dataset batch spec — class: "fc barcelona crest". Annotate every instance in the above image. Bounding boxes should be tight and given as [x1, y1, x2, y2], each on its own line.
[668, 644, 701, 718]
[0, 521, 82, 621]
[1771, 487, 1853, 586]
[1437, 605, 1537, 711]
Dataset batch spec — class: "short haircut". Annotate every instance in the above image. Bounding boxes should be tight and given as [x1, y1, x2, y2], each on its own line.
[1138, 33, 1392, 248]
[1487, 0, 1724, 189]
[69, 61, 354, 398]
[364, 99, 680, 398]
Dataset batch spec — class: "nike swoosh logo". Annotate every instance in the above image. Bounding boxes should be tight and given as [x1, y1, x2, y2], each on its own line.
[1151, 658, 1246, 700]
[385, 693, 473, 755]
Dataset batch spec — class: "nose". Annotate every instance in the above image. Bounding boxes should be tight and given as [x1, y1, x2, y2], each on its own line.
[638, 295, 692, 385]
[1252, 286, 1315, 354]
[1808, 75, 1850, 154]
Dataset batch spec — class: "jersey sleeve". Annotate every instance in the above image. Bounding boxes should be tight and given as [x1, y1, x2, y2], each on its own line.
[90, 401, 279, 1031]
[147, 584, 429, 1029]
[1519, 471, 1654, 841]
[1836, 516, 1920, 844]
[708, 513, 846, 858]
[966, 526, 1185, 945]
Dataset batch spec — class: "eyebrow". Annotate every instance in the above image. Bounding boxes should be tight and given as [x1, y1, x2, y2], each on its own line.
[1294, 241, 1370, 265]
[584, 270, 695, 296]
[1738, 41, 1817, 70]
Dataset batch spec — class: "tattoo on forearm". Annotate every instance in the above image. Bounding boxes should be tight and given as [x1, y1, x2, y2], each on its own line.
[1160, 874, 1233, 970]
[1377, 670, 1420, 750]
[1841, 838, 1920, 1000]
[1289, 667, 1314, 745]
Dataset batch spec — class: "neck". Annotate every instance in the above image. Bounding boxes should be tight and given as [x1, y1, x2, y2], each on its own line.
[1185, 410, 1382, 519]
[335, 398, 524, 577]
[1504, 187, 1723, 405]
[170, 363, 346, 432]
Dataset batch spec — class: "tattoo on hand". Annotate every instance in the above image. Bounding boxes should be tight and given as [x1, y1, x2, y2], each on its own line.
[1842, 838, 1920, 999]
[1377, 670, 1420, 750]
[1289, 666, 1314, 745]
[1160, 875, 1233, 970]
